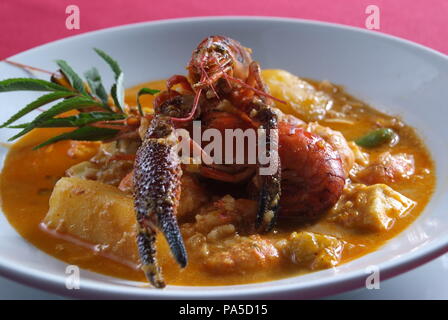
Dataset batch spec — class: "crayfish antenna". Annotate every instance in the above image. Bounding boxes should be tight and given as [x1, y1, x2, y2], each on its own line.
[3, 59, 54, 75]
[226, 74, 286, 105]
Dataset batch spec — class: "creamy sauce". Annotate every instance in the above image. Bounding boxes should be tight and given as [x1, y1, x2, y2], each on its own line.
[0, 77, 435, 286]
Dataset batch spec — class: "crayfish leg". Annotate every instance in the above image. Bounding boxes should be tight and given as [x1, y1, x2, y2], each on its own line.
[133, 116, 187, 287]
[257, 171, 281, 232]
[253, 104, 282, 232]
[167, 75, 194, 93]
[242, 62, 282, 232]
[136, 226, 165, 288]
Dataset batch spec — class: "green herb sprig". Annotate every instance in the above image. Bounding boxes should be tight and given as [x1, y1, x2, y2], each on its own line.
[0, 49, 159, 149]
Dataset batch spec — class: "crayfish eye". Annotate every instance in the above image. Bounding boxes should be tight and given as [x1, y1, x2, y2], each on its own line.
[213, 43, 226, 54]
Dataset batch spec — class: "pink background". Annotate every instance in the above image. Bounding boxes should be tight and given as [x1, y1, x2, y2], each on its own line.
[0, 0, 447, 59]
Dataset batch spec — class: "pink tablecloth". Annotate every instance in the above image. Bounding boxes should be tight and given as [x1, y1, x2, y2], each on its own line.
[0, 0, 447, 59]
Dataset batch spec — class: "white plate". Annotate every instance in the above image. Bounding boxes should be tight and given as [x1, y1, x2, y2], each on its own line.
[3, 253, 448, 299]
[0, 17, 447, 299]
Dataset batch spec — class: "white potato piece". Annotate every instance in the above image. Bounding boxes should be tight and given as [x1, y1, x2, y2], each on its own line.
[327, 183, 416, 232]
[262, 69, 333, 122]
[43, 177, 139, 266]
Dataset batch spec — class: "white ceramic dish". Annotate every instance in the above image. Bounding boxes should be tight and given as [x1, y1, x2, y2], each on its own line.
[0, 17, 447, 299]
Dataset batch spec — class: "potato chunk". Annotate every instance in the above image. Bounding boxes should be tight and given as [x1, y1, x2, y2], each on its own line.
[262, 69, 333, 122]
[327, 183, 416, 232]
[277, 232, 344, 270]
[43, 177, 139, 265]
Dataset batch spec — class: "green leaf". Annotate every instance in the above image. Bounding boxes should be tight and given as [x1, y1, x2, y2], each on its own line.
[8, 96, 102, 141]
[137, 87, 160, 115]
[17, 112, 125, 128]
[55, 60, 88, 95]
[7, 123, 29, 128]
[0, 78, 72, 93]
[93, 49, 125, 113]
[84, 67, 110, 109]
[33, 96, 102, 123]
[9, 112, 125, 128]
[0, 91, 76, 128]
[94, 48, 122, 79]
[111, 73, 124, 112]
[33, 126, 120, 150]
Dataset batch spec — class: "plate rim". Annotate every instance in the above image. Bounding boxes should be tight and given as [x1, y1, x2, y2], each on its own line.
[1, 16, 447, 299]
